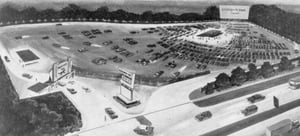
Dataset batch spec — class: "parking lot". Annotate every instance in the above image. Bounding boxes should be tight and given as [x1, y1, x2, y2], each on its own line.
[1, 21, 297, 80]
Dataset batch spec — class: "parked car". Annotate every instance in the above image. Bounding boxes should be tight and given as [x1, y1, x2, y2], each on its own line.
[247, 94, 265, 103]
[105, 108, 118, 119]
[104, 29, 112, 33]
[4, 56, 10, 62]
[91, 29, 102, 35]
[58, 81, 66, 87]
[153, 71, 164, 78]
[173, 72, 181, 77]
[22, 73, 32, 79]
[67, 88, 77, 94]
[145, 49, 154, 54]
[82, 86, 91, 93]
[78, 47, 88, 53]
[58, 32, 66, 35]
[241, 105, 258, 116]
[195, 111, 212, 121]
[42, 36, 49, 39]
[88, 35, 96, 39]
[83, 41, 92, 46]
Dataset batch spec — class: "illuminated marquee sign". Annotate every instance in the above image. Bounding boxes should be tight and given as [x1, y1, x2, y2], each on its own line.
[119, 68, 135, 88]
[119, 68, 135, 100]
[51, 58, 72, 82]
[219, 5, 250, 20]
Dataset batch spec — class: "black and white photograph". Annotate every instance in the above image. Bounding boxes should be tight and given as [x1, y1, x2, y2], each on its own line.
[0, 0, 300, 136]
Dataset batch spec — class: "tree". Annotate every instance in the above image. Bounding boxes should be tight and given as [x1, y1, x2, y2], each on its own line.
[179, 13, 203, 21]
[261, 62, 275, 78]
[231, 66, 247, 86]
[141, 11, 153, 21]
[0, 5, 20, 21]
[201, 82, 216, 95]
[203, 6, 220, 20]
[215, 73, 231, 91]
[247, 63, 260, 81]
[278, 56, 294, 71]
[93, 6, 110, 19]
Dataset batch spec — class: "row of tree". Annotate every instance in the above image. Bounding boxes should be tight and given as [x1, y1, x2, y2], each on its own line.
[201, 56, 295, 95]
[0, 4, 220, 22]
[249, 5, 300, 43]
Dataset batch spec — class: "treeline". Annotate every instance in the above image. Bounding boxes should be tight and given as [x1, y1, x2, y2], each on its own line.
[0, 58, 82, 136]
[249, 4, 300, 43]
[201, 56, 295, 95]
[0, 4, 299, 44]
[0, 4, 219, 22]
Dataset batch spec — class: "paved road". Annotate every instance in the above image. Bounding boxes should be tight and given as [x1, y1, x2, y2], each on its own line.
[201, 98, 300, 136]
[193, 71, 300, 107]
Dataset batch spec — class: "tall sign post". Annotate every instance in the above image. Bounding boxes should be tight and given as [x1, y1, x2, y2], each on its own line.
[114, 68, 141, 108]
[273, 96, 279, 108]
[119, 68, 135, 100]
[48, 57, 74, 91]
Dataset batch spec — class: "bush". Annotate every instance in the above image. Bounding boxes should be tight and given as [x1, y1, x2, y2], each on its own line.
[261, 62, 275, 78]
[278, 56, 294, 72]
[215, 73, 232, 91]
[247, 63, 260, 81]
[231, 66, 247, 86]
[201, 82, 216, 95]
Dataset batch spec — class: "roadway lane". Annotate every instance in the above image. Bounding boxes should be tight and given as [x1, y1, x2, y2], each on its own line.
[193, 71, 300, 107]
[201, 98, 300, 136]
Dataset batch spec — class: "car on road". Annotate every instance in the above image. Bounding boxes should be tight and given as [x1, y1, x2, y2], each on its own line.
[67, 88, 77, 94]
[133, 125, 154, 136]
[105, 107, 118, 119]
[247, 94, 265, 103]
[22, 73, 32, 79]
[241, 105, 258, 116]
[195, 111, 212, 121]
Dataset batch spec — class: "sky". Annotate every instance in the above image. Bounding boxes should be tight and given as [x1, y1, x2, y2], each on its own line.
[0, 0, 300, 5]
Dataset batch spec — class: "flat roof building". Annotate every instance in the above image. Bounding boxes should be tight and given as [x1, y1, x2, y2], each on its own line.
[266, 119, 300, 136]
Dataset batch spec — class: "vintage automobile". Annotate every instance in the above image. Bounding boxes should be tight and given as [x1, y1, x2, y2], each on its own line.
[105, 107, 118, 119]
[195, 111, 212, 121]
[67, 88, 77, 94]
[247, 94, 266, 103]
[241, 105, 258, 116]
